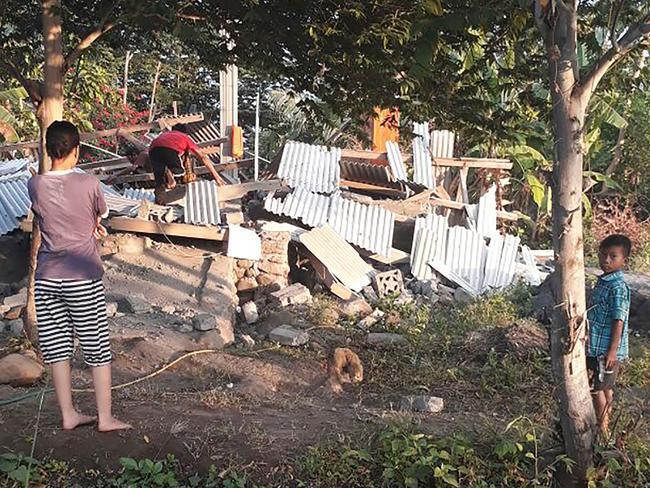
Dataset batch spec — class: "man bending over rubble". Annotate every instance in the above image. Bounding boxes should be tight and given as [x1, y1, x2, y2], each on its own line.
[28, 120, 131, 432]
[149, 123, 224, 204]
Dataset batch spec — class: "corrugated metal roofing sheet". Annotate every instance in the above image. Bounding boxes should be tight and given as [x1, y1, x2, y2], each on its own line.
[264, 187, 331, 227]
[264, 187, 395, 257]
[412, 136, 433, 189]
[0, 176, 30, 235]
[185, 119, 222, 144]
[328, 194, 394, 257]
[413, 122, 430, 147]
[385, 141, 408, 182]
[277, 141, 341, 193]
[340, 160, 395, 187]
[299, 225, 374, 292]
[445, 226, 487, 291]
[476, 186, 497, 237]
[430, 130, 455, 158]
[123, 188, 156, 202]
[185, 180, 221, 225]
[410, 214, 448, 280]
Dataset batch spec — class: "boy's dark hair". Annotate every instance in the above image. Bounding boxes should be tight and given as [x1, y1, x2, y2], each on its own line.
[172, 123, 189, 134]
[46, 120, 80, 160]
[600, 234, 632, 257]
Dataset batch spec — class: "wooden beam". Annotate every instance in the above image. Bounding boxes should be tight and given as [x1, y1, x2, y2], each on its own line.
[108, 217, 227, 241]
[157, 113, 204, 130]
[365, 248, 410, 265]
[341, 149, 389, 165]
[78, 156, 131, 170]
[218, 179, 282, 202]
[340, 179, 405, 197]
[102, 159, 256, 184]
[431, 157, 512, 170]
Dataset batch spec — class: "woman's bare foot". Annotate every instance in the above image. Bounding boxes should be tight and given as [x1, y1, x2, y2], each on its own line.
[98, 417, 133, 432]
[62, 411, 97, 431]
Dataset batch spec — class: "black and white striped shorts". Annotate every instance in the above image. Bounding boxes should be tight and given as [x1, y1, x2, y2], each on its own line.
[35, 279, 112, 366]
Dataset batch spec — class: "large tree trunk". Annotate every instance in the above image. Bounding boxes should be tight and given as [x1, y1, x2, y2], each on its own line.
[544, 3, 597, 486]
[23, 0, 65, 346]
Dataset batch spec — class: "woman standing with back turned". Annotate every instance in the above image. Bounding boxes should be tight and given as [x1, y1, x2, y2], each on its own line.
[28, 120, 131, 432]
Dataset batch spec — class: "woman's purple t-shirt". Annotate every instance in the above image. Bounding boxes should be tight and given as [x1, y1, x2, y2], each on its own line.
[27, 171, 108, 280]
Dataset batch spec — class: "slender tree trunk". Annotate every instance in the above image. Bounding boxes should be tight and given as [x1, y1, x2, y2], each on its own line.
[542, 3, 596, 485]
[23, 0, 65, 346]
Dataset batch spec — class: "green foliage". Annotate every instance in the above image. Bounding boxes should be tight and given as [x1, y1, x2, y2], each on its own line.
[108, 456, 180, 488]
[298, 421, 569, 487]
[0, 452, 42, 485]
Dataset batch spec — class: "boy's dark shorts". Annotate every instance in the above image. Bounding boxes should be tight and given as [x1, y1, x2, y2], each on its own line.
[586, 356, 620, 391]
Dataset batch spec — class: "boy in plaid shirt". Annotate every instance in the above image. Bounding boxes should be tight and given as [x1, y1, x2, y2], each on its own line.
[586, 234, 631, 434]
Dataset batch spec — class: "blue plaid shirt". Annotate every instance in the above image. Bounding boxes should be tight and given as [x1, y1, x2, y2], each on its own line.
[587, 270, 630, 360]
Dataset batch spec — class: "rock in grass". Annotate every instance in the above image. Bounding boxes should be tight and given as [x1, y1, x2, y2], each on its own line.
[366, 332, 408, 346]
[0, 352, 44, 386]
[105, 302, 118, 318]
[117, 296, 152, 314]
[340, 296, 372, 317]
[269, 325, 309, 346]
[400, 395, 444, 413]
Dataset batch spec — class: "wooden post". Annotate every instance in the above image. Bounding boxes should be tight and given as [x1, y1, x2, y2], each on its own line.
[123, 50, 133, 106]
[148, 61, 162, 123]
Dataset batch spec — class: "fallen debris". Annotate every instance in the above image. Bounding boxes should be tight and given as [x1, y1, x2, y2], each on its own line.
[269, 325, 309, 346]
[339, 296, 373, 318]
[117, 296, 152, 315]
[358, 309, 385, 328]
[270, 283, 312, 307]
[400, 395, 444, 413]
[374, 269, 405, 297]
[366, 332, 408, 346]
[242, 301, 259, 324]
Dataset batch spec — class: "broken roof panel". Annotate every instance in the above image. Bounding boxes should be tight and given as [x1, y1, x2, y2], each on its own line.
[410, 213, 448, 280]
[123, 187, 155, 203]
[264, 187, 331, 227]
[185, 119, 222, 144]
[184, 180, 221, 226]
[445, 226, 486, 292]
[412, 137, 434, 189]
[339, 160, 396, 187]
[299, 224, 374, 292]
[277, 141, 341, 193]
[385, 141, 408, 182]
[413, 122, 430, 147]
[430, 130, 455, 158]
[0, 174, 30, 236]
[328, 194, 394, 257]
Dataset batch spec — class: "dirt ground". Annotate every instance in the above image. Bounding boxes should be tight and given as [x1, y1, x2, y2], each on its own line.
[0, 238, 480, 480]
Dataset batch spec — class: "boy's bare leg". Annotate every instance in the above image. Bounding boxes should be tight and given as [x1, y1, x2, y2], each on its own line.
[601, 389, 614, 434]
[592, 390, 609, 434]
[51, 360, 96, 430]
[92, 364, 132, 432]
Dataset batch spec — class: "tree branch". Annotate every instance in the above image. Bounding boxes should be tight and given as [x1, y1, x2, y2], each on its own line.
[64, 2, 121, 70]
[0, 59, 42, 104]
[609, 0, 625, 51]
[577, 12, 650, 101]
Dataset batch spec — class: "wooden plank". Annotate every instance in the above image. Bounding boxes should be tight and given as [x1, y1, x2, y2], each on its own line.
[103, 159, 256, 184]
[340, 148, 389, 165]
[340, 179, 405, 197]
[78, 157, 131, 170]
[365, 248, 410, 265]
[157, 113, 204, 129]
[108, 217, 227, 241]
[431, 157, 512, 170]
[218, 179, 282, 202]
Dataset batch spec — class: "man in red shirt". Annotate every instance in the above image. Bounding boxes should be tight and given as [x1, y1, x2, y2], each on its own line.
[148, 124, 226, 203]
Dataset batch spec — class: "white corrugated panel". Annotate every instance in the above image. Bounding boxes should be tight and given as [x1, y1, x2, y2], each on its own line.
[443, 227, 486, 291]
[123, 188, 156, 202]
[413, 122, 430, 147]
[264, 187, 330, 227]
[410, 213, 449, 280]
[430, 130, 455, 158]
[482, 234, 504, 290]
[521, 245, 542, 286]
[327, 194, 394, 257]
[277, 141, 341, 193]
[385, 141, 408, 182]
[495, 234, 520, 288]
[476, 186, 497, 237]
[185, 180, 221, 225]
[299, 225, 374, 292]
[412, 137, 434, 189]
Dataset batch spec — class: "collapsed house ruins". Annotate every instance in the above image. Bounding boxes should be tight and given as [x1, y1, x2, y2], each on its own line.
[0, 111, 552, 319]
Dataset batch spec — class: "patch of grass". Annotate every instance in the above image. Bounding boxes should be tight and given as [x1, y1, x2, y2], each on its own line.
[304, 294, 340, 328]
[619, 333, 650, 388]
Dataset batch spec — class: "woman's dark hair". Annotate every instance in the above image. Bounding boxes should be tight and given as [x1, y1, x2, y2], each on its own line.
[172, 123, 189, 134]
[46, 120, 80, 159]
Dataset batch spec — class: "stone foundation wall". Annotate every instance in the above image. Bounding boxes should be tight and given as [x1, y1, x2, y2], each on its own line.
[233, 230, 291, 298]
